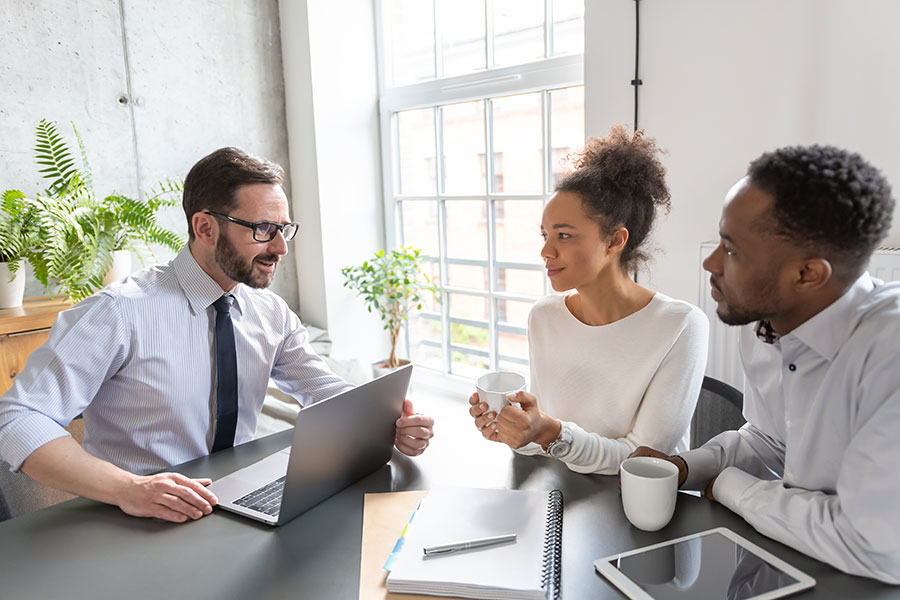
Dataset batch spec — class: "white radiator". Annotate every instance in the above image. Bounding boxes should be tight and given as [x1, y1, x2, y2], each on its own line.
[698, 244, 900, 390]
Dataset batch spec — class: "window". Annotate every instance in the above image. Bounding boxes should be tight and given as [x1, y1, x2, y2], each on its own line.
[377, 0, 584, 379]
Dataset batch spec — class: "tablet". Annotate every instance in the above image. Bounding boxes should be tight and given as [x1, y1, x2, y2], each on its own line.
[594, 527, 815, 600]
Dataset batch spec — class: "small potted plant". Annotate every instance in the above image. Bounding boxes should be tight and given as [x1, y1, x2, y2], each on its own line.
[0, 190, 38, 309]
[341, 247, 439, 375]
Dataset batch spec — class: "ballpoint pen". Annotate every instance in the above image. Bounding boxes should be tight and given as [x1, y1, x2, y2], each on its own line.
[423, 533, 517, 556]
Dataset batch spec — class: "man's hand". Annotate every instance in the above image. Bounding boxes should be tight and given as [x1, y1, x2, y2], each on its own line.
[394, 399, 434, 456]
[704, 476, 718, 502]
[114, 472, 218, 523]
[627, 446, 689, 487]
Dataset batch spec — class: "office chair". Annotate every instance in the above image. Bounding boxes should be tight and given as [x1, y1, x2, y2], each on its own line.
[0, 418, 84, 521]
[690, 376, 745, 449]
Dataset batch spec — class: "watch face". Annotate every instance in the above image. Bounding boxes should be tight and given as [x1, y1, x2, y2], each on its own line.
[549, 440, 571, 458]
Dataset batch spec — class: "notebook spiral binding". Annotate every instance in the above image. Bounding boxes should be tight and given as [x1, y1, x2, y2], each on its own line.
[540, 489, 564, 599]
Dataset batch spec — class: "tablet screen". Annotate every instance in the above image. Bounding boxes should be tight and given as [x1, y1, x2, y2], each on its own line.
[607, 531, 799, 599]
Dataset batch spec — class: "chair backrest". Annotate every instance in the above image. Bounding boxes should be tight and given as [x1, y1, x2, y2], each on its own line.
[691, 376, 745, 449]
[0, 418, 84, 521]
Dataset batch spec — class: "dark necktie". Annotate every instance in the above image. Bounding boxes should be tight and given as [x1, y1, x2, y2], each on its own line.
[211, 294, 238, 452]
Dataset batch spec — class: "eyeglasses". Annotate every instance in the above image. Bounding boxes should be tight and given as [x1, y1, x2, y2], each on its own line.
[204, 211, 300, 242]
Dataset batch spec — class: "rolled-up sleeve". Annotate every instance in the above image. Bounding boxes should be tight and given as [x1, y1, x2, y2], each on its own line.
[0, 293, 128, 471]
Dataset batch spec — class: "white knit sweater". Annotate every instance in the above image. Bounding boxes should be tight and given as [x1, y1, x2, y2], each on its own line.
[518, 293, 709, 474]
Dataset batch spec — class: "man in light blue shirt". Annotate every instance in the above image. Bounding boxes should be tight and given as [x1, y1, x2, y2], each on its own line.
[633, 144, 900, 583]
[0, 147, 434, 523]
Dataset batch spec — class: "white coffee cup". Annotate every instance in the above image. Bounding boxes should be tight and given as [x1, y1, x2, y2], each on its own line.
[475, 371, 526, 421]
[619, 456, 679, 532]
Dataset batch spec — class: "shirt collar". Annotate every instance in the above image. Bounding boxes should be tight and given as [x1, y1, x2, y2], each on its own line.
[783, 271, 876, 361]
[173, 246, 246, 316]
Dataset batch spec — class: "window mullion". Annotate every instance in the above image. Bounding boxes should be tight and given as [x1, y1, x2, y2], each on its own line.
[435, 107, 451, 373]
[485, 97, 498, 371]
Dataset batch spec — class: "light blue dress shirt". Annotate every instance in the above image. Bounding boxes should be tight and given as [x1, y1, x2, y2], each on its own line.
[0, 247, 351, 475]
[681, 272, 900, 583]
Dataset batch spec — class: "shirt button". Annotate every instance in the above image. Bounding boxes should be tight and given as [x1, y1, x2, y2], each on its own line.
[788, 364, 797, 372]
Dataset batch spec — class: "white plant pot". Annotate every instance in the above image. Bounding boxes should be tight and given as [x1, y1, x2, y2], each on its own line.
[102, 250, 132, 286]
[0, 260, 26, 309]
[371, 358, 411, 379]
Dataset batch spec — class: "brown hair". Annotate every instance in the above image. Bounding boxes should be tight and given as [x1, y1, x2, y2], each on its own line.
[556, 125, 670, 273]
[182, 147, 285, 240]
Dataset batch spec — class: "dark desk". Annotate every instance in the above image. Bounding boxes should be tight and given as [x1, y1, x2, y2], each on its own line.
[0, 392, 897, 599]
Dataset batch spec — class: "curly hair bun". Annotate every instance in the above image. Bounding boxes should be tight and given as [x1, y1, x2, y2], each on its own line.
[556, 124, 671, 273]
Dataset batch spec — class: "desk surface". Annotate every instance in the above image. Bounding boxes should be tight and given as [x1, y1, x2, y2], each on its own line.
[0, 391, 896, 600]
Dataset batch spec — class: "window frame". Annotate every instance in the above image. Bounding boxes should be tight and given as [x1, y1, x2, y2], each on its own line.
[375, 0, 584, 379]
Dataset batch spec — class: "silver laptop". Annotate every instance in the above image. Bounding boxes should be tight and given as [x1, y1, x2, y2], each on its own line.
[208, 364, 413, 526]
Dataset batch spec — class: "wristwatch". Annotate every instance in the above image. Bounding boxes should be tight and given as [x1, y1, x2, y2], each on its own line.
[546, 422, 573, 459]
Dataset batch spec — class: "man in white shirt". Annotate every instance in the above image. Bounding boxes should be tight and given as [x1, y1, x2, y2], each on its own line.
[632, 144, 900, 583]
[0, 147, 434, 523]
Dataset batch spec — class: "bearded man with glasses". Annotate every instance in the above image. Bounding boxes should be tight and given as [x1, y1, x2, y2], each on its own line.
[0, 147, 434, 523]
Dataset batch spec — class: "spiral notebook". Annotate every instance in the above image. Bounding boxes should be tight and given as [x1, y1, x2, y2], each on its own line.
[385, 488, 563, 600]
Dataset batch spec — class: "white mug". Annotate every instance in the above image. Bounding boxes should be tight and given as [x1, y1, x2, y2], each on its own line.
[619, 456, 679, 532]
[475, 371, 526, 422]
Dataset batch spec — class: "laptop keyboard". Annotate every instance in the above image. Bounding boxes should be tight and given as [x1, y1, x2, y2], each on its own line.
[233, 476, 286, 517]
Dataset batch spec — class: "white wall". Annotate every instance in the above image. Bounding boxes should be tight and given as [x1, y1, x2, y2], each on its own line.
[280, 0, 390, 364]
[585, 0, 900, 306]
[0, 0, 299, 309]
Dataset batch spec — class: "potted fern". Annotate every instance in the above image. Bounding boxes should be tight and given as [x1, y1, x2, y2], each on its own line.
[15, 120, 185, 301]
[341, 247, 438, 375]
[0, 190, 38, 308]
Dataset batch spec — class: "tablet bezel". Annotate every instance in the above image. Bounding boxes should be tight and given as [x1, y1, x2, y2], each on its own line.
[593, 527, 816, 600]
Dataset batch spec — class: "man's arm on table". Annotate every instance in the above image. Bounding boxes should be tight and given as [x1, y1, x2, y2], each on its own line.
[21, 437, 216, 522]
[633, 399, 900, 583]
[0, 293, 215, 523]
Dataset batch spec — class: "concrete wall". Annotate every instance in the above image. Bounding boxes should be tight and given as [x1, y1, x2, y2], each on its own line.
[585, 0, 900, 306]
[0, 0, 299, 310]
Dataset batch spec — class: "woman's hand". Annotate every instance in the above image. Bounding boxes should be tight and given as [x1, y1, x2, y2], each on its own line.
[468, 392, 501, 442]
[470, 390, 560, 450]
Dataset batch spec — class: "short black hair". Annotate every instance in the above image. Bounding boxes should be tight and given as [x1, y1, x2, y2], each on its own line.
[182, 147, 285, 240]
[556, 125, 671, 274]
[748, 144, 894, 279]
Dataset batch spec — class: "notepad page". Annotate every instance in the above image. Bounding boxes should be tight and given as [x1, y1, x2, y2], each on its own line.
[386, 488, 549, 599]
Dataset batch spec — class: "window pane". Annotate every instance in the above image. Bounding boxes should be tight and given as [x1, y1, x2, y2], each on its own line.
[497, 267, 544, 296]
[549, 85, 584, 189]
[445, 200, 487, 260]
[552, 0, 584, 57]
[494, 199, 543, 263]
[449, 293, 488, 321]
[409, 313, 443, 371]
[491, 93, 543, 194]
[387, 0, 435, 86]
[448, 263, 488, 291]
[441, 101, 486, 195]
[498, 330, 528, 361]
[438, 0, 486, 77]
[451, 322, 489, 351]
[450, 351, 490, 378]
[497, 298, 533, 328]
[493, 0, 544, 67]
[397, 109, 437, 196]
[418, 260, 442, 312]
[401, 200, 440, 256]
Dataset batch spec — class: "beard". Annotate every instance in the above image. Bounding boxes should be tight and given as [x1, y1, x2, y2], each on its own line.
[711, 276, 776, 326]
[215, 233, 279, 289]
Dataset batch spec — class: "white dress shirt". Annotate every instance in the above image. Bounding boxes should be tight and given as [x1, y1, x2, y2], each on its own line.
[680, 272, 900, 583]
[0, 247, 351, 475]
[517, 293, 709, 474]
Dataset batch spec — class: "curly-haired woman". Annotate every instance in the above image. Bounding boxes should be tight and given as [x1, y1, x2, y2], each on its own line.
[469, 125, 709, 474]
